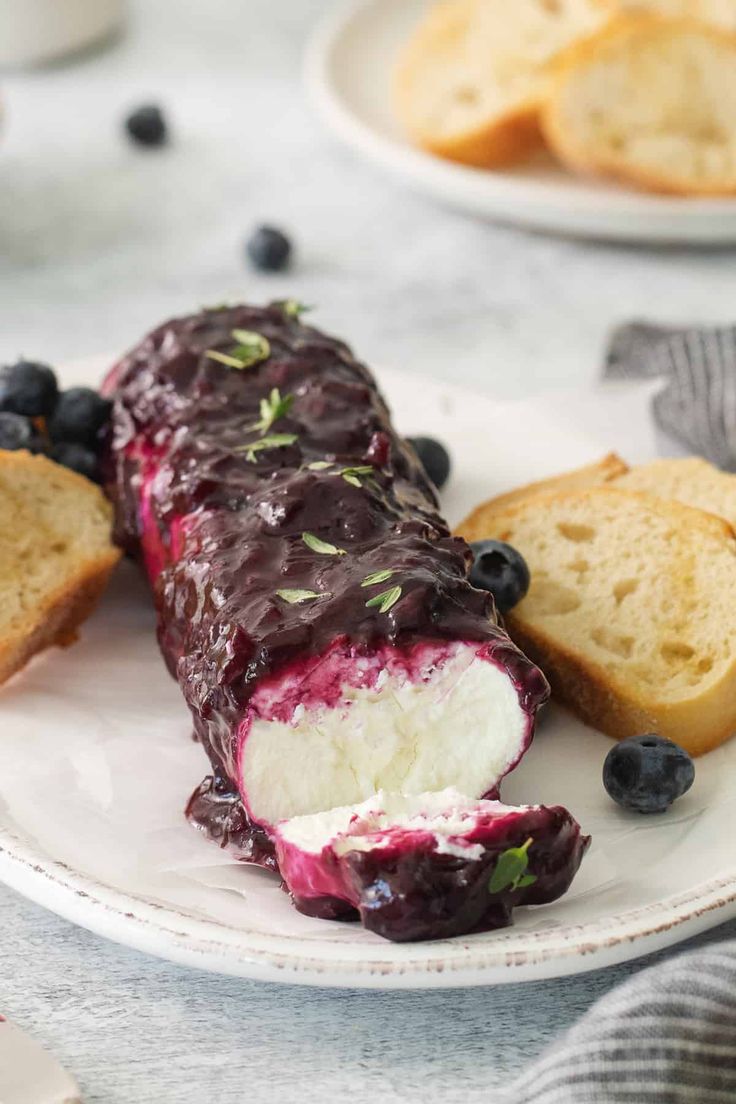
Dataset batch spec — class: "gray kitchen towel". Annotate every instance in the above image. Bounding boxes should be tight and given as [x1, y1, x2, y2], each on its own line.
[605, 322, 736, 471]
[506, 941, 736, 1103]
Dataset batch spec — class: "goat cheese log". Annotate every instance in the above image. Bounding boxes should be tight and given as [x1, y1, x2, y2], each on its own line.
[103, 303, 588, 941]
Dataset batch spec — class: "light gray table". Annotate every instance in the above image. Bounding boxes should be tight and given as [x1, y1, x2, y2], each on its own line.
[2, 2, 736, 1100]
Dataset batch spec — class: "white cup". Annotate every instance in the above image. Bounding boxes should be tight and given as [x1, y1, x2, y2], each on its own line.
[0, 0, 125, 68]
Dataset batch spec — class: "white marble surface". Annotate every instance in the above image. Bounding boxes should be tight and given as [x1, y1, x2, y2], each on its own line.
[2, 1, 736, 1101]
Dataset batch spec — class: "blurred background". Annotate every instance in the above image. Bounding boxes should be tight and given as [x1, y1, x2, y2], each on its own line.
[1, 0, 735, 398]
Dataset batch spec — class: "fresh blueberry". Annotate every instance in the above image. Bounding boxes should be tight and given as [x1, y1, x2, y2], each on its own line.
[407, 436, 451, 490]
[469, 539, 530, 614]
[125, 104, 168, 147]
[603, 735, 694, 814]
[0, 360, 58, 417]
[246, 226, 292, 272]
[49, 388, 112, 447]
[0, 411, 42, 451]
[49, 442, 99, 482]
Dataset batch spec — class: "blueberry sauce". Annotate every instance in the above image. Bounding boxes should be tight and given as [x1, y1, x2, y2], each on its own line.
[102, 304, 550, 871]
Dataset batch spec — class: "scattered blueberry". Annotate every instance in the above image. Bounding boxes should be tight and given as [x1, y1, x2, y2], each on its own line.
[603, 734, 694, 814]
[0, 411, 41, 451]
[0, 360, 58, 417]
[246, 226, 292, 272]
[49, 442, 99, 482]
[469, 539, 530, 614]
[407, 436, 451, 490]
[125, 104, 168, 147]
[49, 387, 112, 447]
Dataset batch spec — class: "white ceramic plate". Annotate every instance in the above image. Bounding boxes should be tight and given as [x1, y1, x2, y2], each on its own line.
[305, 0, 736, 244]
[0, 357, 735, 989]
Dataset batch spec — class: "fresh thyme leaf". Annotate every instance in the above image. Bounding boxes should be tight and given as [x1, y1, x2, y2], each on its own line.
[205, 349, 250, 369]
[282, 299, 313, 319]
[365, 585, 402, 614]
[302, 532, 346, 556]
[488, 838, 537, 894]
[361, 569, 395, 587]
[340, 465, 374, 488]
[251, 388, 294, 434]
[341, 466, 373, 477]
[205, 330, 270, 371]
[235, 432, 298, 462]
[276, 588, 329, 604]
[307, 460, 333, 471]
[229, 329, 271, 367]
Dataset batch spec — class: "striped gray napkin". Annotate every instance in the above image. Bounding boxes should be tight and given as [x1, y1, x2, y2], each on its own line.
[501, 322, 736, 1103]
[504, 941, 736, 1103]
[605, 322, 736, 471]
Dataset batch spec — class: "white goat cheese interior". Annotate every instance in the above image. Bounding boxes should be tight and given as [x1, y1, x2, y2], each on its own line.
[240, 645, 528, 830]
[277, 787, 518, 860]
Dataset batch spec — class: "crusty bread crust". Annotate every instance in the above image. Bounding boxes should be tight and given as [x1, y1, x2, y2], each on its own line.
[393, 0, 545, 168]
[506, 611, 736, 756]
[0, 450, 121, 687]
[458, 453, 629, 543]
[415, 105, 543, 170]
[459, 484, 736, 756]
[542, 15, 736, 196]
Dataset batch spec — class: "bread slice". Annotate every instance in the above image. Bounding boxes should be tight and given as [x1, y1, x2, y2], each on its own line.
[459, 453, 628, 541]
[613, 456, 736, 530]
[459, 486, 736, 755]
[0, 450, 121, 686]
[393, 0, 611, 168]
[542, 16, 736, 195]
[615, 0, 736, 31]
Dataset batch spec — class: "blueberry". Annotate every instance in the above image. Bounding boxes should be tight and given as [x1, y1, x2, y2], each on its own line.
[246, 226, 292, 272]
[603, 735, 694, 814]
[0, 411, 42, 451]
[49, 388, 112, 447]
[125, 104, 168, 147]
[49, 442, 99, 482]
[469, 539, 530, 614]
[407, 436, 451, 490]
[0, 360, 58, 417]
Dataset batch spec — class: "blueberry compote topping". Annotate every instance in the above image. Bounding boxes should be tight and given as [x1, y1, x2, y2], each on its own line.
[103, 303, 549, 865]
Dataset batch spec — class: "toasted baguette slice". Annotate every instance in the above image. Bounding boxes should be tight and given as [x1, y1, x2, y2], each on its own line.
[615, 0, 736, 31]
[0, 450, 121, 686]
[542, 16, 736, 196]
[459, 453, 628, 541]
[393, 0, 610, 168]
[613, 456, 736, 530]
[461, 486, 736, 756]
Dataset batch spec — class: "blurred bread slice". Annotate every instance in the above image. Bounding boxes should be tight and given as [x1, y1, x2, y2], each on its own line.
[615, 0, 736, 31]
[614, 456, 736, 529]
[0, 450, 121, 686]
[393, 0, 611, 167]
[459, 453, 628, 540]
[542, 16, 736, 195]
[460, 486, 736, 756]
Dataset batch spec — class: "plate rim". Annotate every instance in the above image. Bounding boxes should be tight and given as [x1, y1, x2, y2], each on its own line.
[2, 800, 734, 989]
[304, 0, 736, 243]
[2, 361, 735, 987]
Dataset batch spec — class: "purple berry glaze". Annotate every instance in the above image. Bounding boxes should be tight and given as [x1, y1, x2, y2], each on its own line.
[276, 801, 590, 943]
[102, 303, 550, 872]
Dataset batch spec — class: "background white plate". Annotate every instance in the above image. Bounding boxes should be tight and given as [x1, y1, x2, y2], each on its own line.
[0, 357, 734, 989]
[306, 0, 736, 245]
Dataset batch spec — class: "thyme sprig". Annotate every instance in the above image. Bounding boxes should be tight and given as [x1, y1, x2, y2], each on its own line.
[205, 329, 271, 370]
[234, 433, 297, 462]
[488, 839, 537, 894]
[365, 585, 402, 614]
[251, 388, 294, 435]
